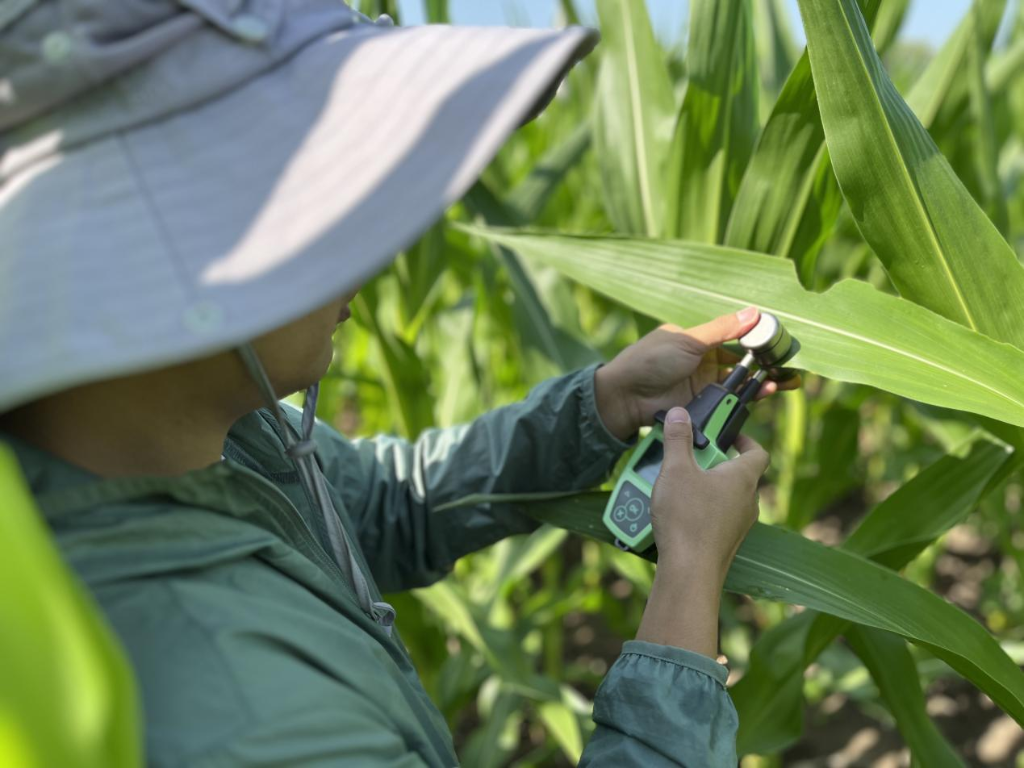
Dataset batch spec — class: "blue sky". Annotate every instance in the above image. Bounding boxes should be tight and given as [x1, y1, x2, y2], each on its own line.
[394, 1, 979, 50]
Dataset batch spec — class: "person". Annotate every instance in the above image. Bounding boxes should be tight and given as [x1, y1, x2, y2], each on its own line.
[0, 2, 791, 765]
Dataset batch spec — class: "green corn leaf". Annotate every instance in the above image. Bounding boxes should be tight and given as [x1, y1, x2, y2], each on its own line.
[796, 0, 1024, 348]
[725, 0, 893, 282]
[504, 121, 592, 225]
[846, 626, 964, 767]
[752, 0, 799, 107]
[732, 611, 816, 754]
[465, 186, 598, 379]
[906, 0, 1006, 136]
[843, 439, 1012, 566]
[463, 228, 1024, 427]
[351, 289, 436, 438]
[496, 490, 1024, 727]
[967, 1, 1010, 233]
[0, 447, 141, 768]
[870, 0, 910, 54]
[422, 0, 448, 23]
[665, 0, 758, 242]
[537, 701, 583, 764]
[732, 439, 1010, 754]
[593, 0, 675, 236]
[722, 48, 841, 283]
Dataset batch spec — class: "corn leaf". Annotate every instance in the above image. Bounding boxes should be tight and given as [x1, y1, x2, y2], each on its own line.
[502, 489, 1024, 727]
[464, 229, 1024, 428]
[732, 439, 1010, 754]
[752, 0, 799, 106]
[593, 0, 675, 236]
[665, 0, 758, 242]
[465, 186, 598, 379]
[722, 47, 841, 283]
[796, 0, 1024, 348]
[725, 0, 968, 285]
[906, 0, 1005, 136]
[846, 626, 964, 767]
[870, 0, 910, 54]
[537, 701, 583, 764]
[504, 121, 591, 225]
[967, 1, 1010, 233]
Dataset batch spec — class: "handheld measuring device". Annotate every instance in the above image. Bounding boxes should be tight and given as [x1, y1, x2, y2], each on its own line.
[602, 313, 799, 552]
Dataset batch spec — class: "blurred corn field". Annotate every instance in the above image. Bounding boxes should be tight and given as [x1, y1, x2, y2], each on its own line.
[331, 0, 1024, 764]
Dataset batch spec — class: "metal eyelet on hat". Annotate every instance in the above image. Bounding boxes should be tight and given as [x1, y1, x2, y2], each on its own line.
[182, 301, 225, 334]
[40, 31, 73, 64]
[230, 13, 270, 44]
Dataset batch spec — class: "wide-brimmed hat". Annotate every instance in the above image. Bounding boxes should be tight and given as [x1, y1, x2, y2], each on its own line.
[0, 0, 597, 413]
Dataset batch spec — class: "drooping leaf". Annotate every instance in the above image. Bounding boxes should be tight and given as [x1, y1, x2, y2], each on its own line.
[488, 489, 1024, 727]
[593, 0, 675, 235]
[846, 626, 964, 767]
[665, 0, 758, 242]
[796, 0, 1024, 348]
[464, 228, 1024, 428]
[732, 439, 1011, 754]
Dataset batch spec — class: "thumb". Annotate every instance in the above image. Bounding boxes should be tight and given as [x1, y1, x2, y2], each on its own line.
[660, 407, 697, 475]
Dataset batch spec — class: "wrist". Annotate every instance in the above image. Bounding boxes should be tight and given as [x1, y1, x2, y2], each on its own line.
[654, 553, 729, 597]
[593, 364, 637, 442]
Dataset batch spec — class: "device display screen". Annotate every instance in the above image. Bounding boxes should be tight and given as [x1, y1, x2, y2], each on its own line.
[632, 438, 664, 487]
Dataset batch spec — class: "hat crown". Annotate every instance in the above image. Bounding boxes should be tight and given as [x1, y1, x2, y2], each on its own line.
[0, 0, 364, 132]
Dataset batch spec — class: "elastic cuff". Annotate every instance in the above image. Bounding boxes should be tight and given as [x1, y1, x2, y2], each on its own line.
[579, 363, 636, 455]
[621, 640, 729, 688]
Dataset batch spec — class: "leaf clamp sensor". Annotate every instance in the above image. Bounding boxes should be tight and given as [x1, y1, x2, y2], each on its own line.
[602, 312, 800, 553]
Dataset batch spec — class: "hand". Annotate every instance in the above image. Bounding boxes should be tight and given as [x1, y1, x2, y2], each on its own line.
[635, 407, 770, 656]
[649, 407, 769, 584]
[593, 307, 800, 442]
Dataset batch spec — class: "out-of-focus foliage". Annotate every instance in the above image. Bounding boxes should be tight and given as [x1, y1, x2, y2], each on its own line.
[0, 446, 140, 768]
[328, 0, 1024, 764]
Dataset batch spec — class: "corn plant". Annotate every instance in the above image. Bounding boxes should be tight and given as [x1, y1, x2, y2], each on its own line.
[331, 0, 1024, 763]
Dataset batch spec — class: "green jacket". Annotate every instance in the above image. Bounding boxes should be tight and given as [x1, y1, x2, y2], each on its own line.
[5, 365, 738, 767]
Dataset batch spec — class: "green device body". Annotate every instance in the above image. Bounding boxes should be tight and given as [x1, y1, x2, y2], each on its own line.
[603, 390, 739, 552]
[601, 311, 799, 553]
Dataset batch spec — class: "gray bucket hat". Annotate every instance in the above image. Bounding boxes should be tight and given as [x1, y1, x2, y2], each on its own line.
[0, 0, 597, 413]
[0, 0, 596, 631]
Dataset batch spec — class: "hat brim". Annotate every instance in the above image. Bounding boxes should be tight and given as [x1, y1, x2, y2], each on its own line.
[0, 23, 596, 411]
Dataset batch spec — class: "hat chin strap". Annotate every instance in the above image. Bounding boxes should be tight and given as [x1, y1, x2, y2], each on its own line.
[236, 343, 396, 635]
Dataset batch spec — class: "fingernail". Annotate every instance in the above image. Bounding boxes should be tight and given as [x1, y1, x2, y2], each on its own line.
[737, 306, 758, 323]
[666, 407, 689, 424]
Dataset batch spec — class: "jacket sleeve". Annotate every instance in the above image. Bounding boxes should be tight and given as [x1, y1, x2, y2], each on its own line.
[579, 641, 739, 767]
[312, 363, 632, 592]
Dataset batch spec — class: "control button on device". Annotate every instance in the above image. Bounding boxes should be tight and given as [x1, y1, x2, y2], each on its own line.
[613, 506, 627, 522]
[625, 498, 643, 521]
[629, 523, 638, 533]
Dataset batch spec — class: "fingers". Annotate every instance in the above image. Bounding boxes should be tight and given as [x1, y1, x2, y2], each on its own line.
[683, 306, 760, 350]
[723, 434, 771, 478]
[659, 407, 698, 477]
